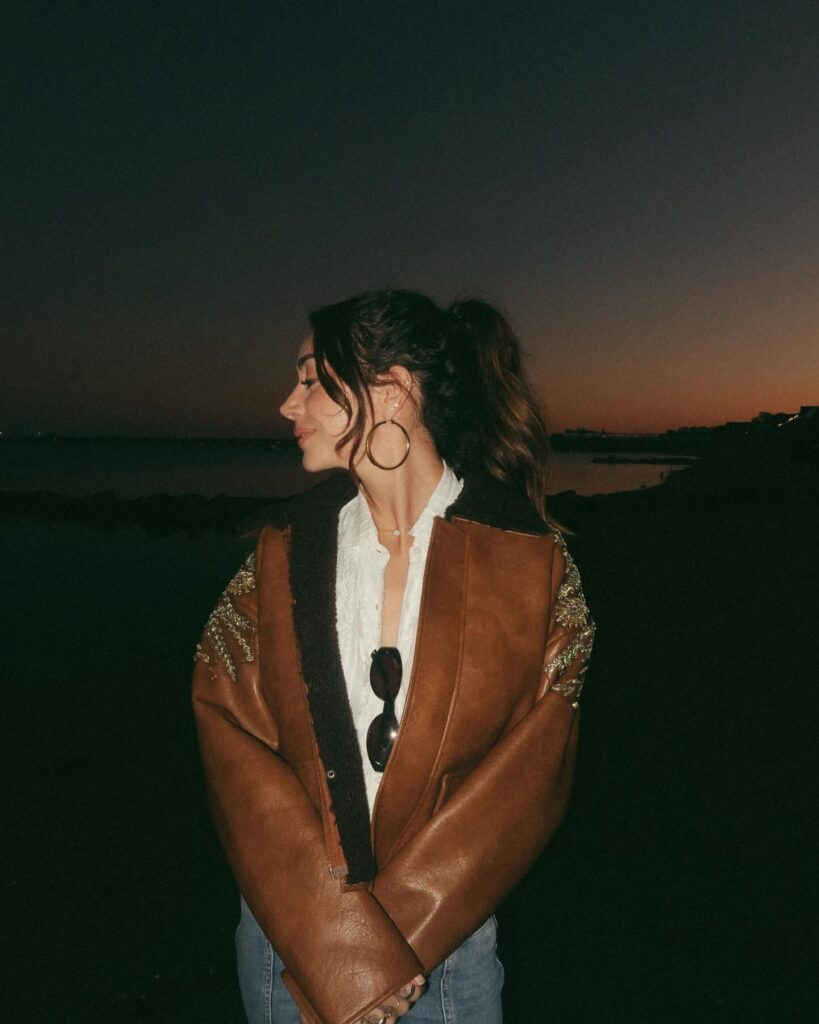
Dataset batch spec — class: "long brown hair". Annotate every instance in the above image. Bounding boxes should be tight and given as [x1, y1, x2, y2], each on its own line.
[309, 290, 556, 524]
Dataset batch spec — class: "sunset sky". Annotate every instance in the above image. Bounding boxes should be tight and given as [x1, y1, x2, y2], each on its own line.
[4, 0, 818, 436]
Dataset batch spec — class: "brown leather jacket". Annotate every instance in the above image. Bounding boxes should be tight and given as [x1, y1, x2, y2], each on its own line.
[192, 472, 594, 1024]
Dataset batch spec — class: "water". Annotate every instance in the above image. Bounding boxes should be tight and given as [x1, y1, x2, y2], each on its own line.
[0, 439, 690, 498]
[546, 450, 689, 496]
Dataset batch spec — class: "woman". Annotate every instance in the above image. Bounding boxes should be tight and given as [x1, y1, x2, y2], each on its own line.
[192, 290, 594, 1024]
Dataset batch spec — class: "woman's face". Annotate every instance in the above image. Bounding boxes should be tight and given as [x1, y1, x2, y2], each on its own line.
[279, 337, 352, 472]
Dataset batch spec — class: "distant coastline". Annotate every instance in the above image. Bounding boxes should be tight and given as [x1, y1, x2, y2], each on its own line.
[3, 405, 815, 454]
[590, 455, 699, 466]
[0, 434, 295, 448]
[551, 405, 817, 455]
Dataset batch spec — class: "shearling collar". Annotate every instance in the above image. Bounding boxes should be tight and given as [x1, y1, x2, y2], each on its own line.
[273, 467, 551, 537]
[269, 468, 549, 883]
[445, 470, 551, 535]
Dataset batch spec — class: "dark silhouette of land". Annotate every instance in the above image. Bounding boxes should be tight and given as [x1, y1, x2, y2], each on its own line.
[1, 421, 816, 1023]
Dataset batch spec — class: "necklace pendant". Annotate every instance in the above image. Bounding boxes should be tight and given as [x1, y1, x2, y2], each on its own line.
[392, 529, 401, 537]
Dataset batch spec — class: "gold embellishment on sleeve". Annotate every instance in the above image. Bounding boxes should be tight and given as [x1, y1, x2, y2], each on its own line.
[551, 667, 588, 704]
[545, 533, 595, 696]
[553, 532, 590, 630]
[195, 553, 257, 682]
[545, 625, 595, 682]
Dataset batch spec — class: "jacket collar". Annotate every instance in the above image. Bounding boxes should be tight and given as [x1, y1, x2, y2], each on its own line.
[277, 466, 551, 536]
[444, 471, 551, 535]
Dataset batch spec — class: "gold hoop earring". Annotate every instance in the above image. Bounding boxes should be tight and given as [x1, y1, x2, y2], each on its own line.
[365, 419, 410, 470]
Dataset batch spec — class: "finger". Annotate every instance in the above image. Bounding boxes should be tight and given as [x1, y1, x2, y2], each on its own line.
[361, 974, 426, 1023]
[362, 1009, 394, 1024]
[386, 997, 411, 1017]
[362, 1008, 403, 1024]
[403, 974, 426, 1002]
[371, 996, 410, 1020]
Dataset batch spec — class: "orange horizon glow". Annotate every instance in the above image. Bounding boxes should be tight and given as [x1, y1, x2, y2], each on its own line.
[545, 397, 814, 436]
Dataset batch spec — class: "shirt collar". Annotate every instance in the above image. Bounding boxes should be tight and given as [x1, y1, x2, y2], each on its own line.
[339, 462, 464, 551]
[410, 461, 463, 543]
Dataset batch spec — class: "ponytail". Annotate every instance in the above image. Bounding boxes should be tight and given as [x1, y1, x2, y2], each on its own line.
[448, 300, 556, 526]
[308, 289, 557, 527]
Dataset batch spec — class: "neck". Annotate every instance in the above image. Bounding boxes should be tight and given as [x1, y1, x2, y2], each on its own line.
[356, 439, 446, 540]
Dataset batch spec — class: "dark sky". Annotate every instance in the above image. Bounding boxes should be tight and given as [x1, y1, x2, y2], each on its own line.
[4, 0, 818, 436]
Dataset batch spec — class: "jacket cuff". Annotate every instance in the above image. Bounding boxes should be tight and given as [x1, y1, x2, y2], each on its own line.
[282, 964, 423, 1024]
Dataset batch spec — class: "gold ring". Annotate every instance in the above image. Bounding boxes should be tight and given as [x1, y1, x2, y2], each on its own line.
[399, 983, 416, 1000]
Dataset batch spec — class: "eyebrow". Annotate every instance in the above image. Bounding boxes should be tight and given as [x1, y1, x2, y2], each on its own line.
[296, 353, 316, 370]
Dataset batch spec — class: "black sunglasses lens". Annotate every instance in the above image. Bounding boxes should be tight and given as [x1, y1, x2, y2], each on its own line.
[368, 648, 402, 771]
[367, 711, 399, 772]
[370, 647, 402, 700]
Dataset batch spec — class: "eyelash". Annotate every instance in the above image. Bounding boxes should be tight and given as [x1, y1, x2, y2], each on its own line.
[300, 378, 317, 389]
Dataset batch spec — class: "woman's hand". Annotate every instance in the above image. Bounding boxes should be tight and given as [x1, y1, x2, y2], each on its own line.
[297, 975, 425, 1024]
[296, 970, 425, 1019]
[357, 974, 426, 1024]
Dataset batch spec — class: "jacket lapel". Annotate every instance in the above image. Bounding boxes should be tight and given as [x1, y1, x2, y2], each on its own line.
[285, 473, 377, 884]
[371, 473, 551, 864]
[370, 517, 470, 864]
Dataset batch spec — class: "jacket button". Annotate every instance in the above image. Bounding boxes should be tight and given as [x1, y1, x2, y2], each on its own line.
[326, 769, 336, 779]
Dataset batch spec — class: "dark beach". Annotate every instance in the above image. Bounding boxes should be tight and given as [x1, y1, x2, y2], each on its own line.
[2, 434, 816, 1024]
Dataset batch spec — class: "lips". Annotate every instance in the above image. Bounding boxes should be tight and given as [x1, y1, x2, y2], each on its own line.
[294, 429, 316, 447]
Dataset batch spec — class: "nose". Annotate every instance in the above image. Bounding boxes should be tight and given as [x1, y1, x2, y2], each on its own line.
[279, 383, 301, 422]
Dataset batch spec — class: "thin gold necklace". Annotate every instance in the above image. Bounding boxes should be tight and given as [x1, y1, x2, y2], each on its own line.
[375, 522, 403, 537]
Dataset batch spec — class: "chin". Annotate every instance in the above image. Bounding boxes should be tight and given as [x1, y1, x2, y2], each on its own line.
[302, 450, 344, 474]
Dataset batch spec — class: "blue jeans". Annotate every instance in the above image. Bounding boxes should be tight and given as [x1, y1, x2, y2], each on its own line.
[236, 896, 504, 1024]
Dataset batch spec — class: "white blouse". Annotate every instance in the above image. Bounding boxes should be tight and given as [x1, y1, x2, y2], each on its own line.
[335, 463, 465, 813]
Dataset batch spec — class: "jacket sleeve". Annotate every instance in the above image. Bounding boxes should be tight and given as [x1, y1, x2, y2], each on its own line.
[191, 544, 424, 1024]
[372, 532, 594, 972]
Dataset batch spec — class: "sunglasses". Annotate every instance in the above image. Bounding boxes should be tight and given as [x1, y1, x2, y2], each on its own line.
[367, 647, 402, 772]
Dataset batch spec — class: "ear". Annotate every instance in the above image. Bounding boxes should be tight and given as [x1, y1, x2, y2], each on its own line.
[377, 365, 415, 417]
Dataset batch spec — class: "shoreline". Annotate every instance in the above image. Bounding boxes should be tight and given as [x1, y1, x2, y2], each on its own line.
[1, 435, 814, 536]
[591, 454, 699, 465]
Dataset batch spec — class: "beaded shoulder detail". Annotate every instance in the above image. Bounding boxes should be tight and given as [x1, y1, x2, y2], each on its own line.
[194, 553, 257, 682]
[545, 532, 595, 701]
